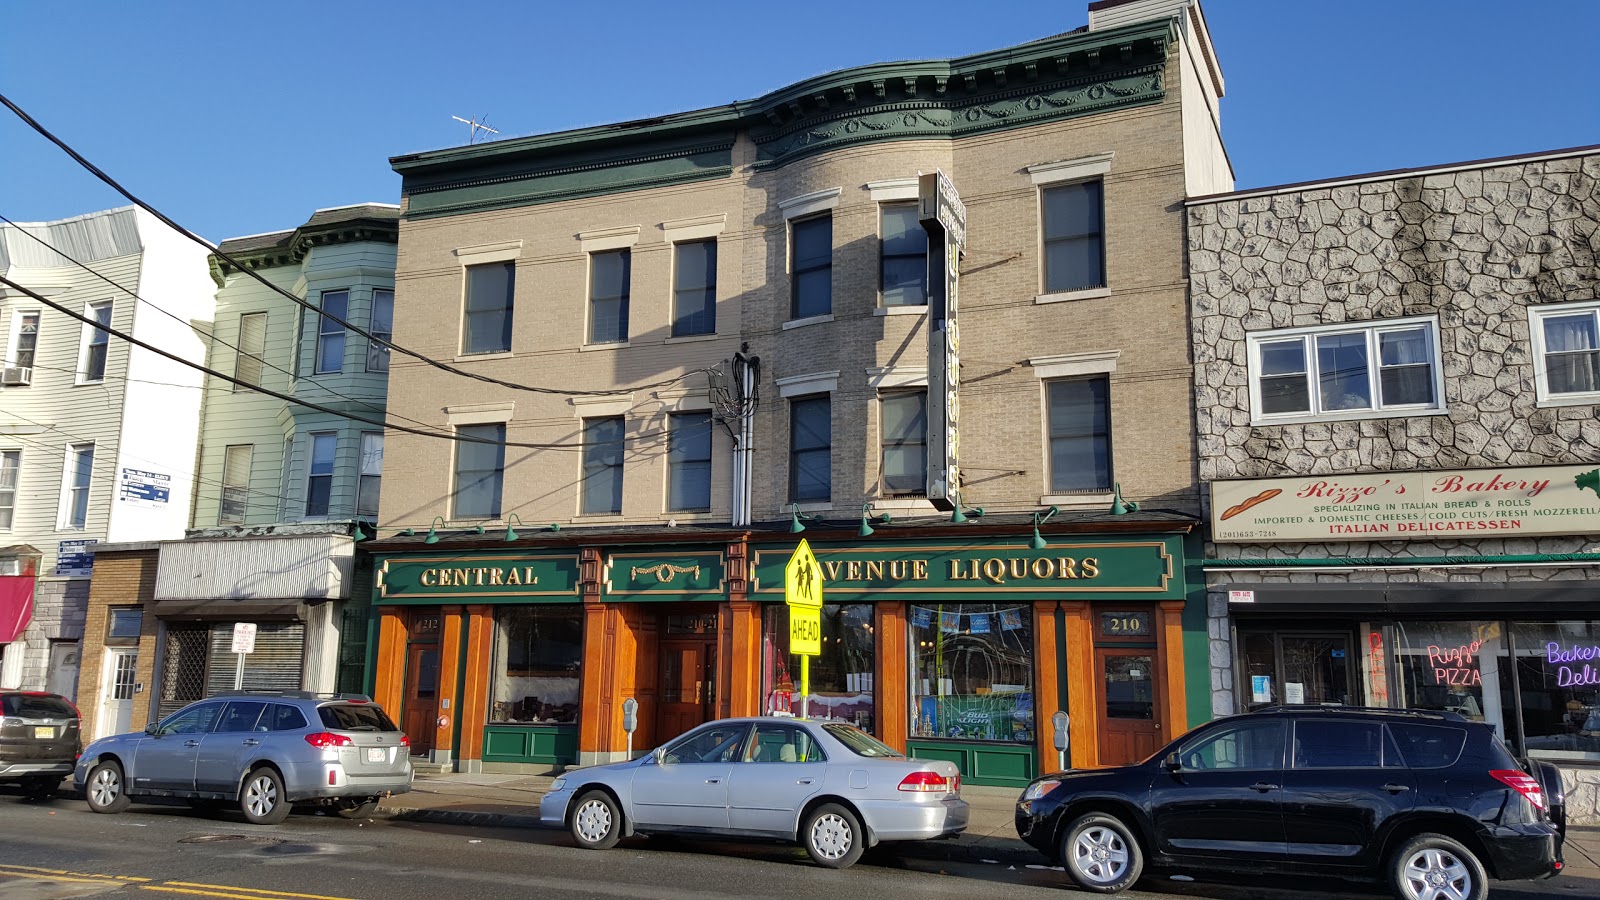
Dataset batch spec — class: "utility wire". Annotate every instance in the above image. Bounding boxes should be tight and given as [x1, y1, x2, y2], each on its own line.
[0, 274, 693, 452]
[0, 211, 445, 433]
[0, 90, 704, 399]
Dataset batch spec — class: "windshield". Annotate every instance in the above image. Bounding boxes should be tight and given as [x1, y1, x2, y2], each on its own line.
[318, 703, 399, 732]
[823, 723, 903, 758]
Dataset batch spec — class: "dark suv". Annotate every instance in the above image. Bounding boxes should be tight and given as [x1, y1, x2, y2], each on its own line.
[1015, 707, 1565, 900]
[0, 691, 81, 801]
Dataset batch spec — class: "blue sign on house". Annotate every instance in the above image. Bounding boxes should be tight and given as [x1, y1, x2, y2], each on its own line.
[57, 540, 97, 577]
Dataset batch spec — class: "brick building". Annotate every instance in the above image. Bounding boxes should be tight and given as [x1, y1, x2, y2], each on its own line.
[368, 0, 1230, 783]
[1187, 145, 1600, 819]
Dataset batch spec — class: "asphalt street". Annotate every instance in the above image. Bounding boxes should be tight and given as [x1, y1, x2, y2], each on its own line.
[0, 793, 1594, 900]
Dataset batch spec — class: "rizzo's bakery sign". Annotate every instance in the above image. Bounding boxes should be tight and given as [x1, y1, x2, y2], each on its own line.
[1211, 464, 1600, 543]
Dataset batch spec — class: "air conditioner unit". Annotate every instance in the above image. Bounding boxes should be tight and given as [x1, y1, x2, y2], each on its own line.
[1, 366, 31, 386]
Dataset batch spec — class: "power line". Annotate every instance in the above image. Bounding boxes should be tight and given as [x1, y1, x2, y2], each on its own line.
[0, 273, 700, 452]
[0, 211, 448, 432]
[0, 90, 704, 399]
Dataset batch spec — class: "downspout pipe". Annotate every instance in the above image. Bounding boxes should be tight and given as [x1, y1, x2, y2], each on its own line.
[1203, 552, 1600, 569]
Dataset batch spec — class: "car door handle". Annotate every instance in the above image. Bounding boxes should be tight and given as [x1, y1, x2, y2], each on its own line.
[183, 740, 201, 748]
[241, 739, 261, 747]
[1250, 782, 1279, 792]
[705, 778, 721, 784]
[1382, 783, 1411, 793]
[797, 779, 815, 785]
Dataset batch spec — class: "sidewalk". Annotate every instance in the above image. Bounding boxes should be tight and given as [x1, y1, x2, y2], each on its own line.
[377, 770, 1600, 876]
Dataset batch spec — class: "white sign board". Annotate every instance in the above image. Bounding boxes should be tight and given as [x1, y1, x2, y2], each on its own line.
[230, 622, 258, 654]
[1211, 464, 1600, 542]
[1228, 590, 1256, 604]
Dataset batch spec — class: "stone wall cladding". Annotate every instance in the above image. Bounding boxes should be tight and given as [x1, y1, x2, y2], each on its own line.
[14, 578, 90, 692]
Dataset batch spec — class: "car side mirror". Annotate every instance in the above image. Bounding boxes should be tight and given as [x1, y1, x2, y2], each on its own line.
[143, 723, 159, 736]
[653, 746, 667, 766]
[1163, 751, 1182, 772]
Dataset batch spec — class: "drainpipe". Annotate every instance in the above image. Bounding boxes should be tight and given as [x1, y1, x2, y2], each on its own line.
[731, 352, 758, 528]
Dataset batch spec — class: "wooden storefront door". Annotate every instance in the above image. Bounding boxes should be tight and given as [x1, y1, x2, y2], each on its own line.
[401, 610, 442, 755]
[657, 638, 716, 743]
[1096, 647, 1161, 767]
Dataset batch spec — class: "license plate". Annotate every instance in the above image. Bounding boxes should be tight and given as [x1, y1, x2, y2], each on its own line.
[34, 726, 54, 739]
[366, 748, 386, 763]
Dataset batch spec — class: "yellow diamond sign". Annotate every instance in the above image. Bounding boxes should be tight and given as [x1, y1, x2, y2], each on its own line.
[785, 539, 824, 657]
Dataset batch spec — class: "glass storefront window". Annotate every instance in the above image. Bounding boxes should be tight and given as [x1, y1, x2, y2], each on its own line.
[1509, 620, 1600, 762]
[762, 604, 875, 731]
[909, 603, 1034, 743]
[1389, 621, 1509, 739]
[490, 606, 582, 724]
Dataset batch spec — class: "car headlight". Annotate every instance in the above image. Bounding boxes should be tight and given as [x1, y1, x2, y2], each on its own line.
[549, 775, 567, 792]
[1022, 780, 1063, 801]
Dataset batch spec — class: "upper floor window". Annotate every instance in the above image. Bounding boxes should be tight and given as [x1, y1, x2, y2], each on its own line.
[588, 250, 630, 345]
[1042, 181, 1105, 294]
[1531, 302, 1600, 404]
[1047, 377, 1112, 494]
[7, 311, 40, 370]
[790, 395, 831, 503]
[234, 312, 267, 389]
[358, 433, 383, 518]
[60, 442, 94, 529]
[580, 417, 625, 515]
[220, 444, 253, 524]
[463, 262, 515, 355]
[672, 240, 717, 337]
[880, 392, 927, 496]
[367, 289, 394, 373]
[880, 204, 928, 307]
[453, 423, 505, 519]
[791, 216, 832, 320]
[315, 291, 348, 375]
[1246, 317, 1443, 423]
[0, 450, 19, 530]
[79, 301, 112, 382]
[667, 412, 712, 512]
[305, 433, 337, 517]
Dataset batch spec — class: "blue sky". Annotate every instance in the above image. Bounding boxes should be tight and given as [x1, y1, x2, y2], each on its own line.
[2, 0, 1596, 242]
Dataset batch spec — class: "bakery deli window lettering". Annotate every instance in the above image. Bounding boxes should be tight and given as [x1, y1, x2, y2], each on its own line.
[490, 607, 582, 725]
[762, 604, 875, 731]
[1509, 621, 1600, 761]
[910, 604, 1033, 744]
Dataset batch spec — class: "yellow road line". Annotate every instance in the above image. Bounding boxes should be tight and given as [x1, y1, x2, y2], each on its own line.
[0, 862, 146, 882]
[156, 883, 360, 900]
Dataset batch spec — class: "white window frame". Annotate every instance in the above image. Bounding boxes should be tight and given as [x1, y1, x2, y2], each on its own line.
[1529, 300, 1600, 407]
[5, 310, 41, 370]
[219, 444, 253, 525]
[1244, 315, 1447, 426]
[357, 432, 383, 518]
[0, 449, 20, 531]
[314, 290, 349, 375]
[76, 300, 113, 384]
[366, 289, 394, 373]
[304, 432, 337, 519]
[57, 442, 95, 531]
[1030, 153, 1114, 304]
[233, 311, 268, 390]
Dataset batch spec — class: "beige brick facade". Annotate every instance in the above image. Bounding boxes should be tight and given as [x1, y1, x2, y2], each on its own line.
[77, 549, 160, 739]
[382, 19, 1220, 532]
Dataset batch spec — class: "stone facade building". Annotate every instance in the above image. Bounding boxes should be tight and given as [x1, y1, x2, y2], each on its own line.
[1187, 145, 1600, 819]
[367, 0, 1230, 783]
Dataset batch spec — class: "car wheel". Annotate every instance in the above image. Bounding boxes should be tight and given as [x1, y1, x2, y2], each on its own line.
[20, 775, 57, 802]
[240, 767, 292, 825]
[336, 799, 380, 820]
[1389, 833, 1488, 900]
[1060, 813, 1144, 894]
[569, 790, 622, 850]
[85, 760, 131, 814]
[802, 802, 865, 869]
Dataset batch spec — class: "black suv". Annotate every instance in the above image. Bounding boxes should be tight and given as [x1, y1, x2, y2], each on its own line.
[1015, 707, 1565, 900]
[0, 691, 81, 801]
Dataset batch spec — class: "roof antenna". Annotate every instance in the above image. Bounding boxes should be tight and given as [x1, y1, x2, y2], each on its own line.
[451, 114, 500, 145]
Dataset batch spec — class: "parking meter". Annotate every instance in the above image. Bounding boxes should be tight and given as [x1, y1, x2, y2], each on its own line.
[622, 698, 639, 758]
[1051, 711, 1070, 771]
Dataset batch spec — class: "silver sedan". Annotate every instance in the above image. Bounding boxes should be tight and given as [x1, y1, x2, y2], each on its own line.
[539, 716, 968, 868]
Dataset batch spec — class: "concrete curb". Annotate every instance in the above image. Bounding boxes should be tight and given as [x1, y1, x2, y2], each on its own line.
[374, 804, 1044, 865]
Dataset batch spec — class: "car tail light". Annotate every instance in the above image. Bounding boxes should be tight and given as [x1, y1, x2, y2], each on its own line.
[1491, 769, 1547, 812]
[329, 771, 338, 786]
[304, 732, 354, 749]
[400, 735, 410, 747]
[952, 774, 961, 793]
[898, 770, 950, 793]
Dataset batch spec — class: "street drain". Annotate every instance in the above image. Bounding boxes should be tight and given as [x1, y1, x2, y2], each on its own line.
[180, 834, 250, 843]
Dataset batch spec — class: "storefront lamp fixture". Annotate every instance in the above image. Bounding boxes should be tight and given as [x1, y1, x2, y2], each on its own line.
[352, 520, 371, 542]
[422, 516, 446, 544]
[789, 504, 820, 533]
[950, 505, 985, 524]
[859, 504, 892, 537]
[504, 514, 526, 542]
[1109, 483, 1139, 516]
[1029, 506, 1060, 551]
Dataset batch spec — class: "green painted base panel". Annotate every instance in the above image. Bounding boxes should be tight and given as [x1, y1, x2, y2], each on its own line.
[907, 739, 1036, 788]
[481, 724, 579, 766]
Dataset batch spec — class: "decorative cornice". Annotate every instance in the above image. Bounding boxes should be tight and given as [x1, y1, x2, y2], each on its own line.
[210, 217, 399, 287]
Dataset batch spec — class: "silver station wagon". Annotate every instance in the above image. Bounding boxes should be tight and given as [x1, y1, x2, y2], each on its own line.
[75, 691, 412, 824]
[540, 716, 968, 868]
